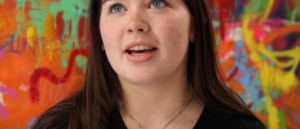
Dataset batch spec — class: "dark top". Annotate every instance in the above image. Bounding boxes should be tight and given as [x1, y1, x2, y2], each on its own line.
[109, 106, 266, 129]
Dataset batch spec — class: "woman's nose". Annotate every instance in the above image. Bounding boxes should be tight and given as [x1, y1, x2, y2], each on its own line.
[126, 11, 150, 33]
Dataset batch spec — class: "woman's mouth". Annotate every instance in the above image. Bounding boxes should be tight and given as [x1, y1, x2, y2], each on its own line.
[125, 45, 158, 63]
[126, 45, 157, 55]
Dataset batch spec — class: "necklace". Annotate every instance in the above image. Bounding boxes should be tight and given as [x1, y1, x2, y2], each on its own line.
[119, 94, 194, 129]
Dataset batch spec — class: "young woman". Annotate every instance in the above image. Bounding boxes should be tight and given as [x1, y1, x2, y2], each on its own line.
[32, 0, 266, 128]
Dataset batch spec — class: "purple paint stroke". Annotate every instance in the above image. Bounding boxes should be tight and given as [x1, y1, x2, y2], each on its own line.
[27, 117, 38, 128]
[0, 86, 17, 98]
[0, 103, 8, 120]
[0, 48, 5, 59]
[0, 86, 17, 121]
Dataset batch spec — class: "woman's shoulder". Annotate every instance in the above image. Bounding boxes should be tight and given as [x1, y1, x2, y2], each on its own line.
[194, 107, 266, 129]
[30, 97, 77, 129]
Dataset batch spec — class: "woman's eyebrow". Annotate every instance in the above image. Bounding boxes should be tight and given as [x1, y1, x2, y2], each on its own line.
[102, 0, 107, 4]
[102, 0, 120, 4]
[102, 0, 110, 4]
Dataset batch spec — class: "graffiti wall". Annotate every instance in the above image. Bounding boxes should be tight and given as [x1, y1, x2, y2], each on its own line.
[208, 0, 300, 129]
[0, 0, 299, 129]
[0, 0, 89, 128]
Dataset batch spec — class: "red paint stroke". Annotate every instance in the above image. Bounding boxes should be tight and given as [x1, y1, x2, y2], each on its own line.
[226, 67, 238, 82]
[217, 0, 235, 41]
[29, 49, 88, 103]
[0, 86, 17, 120]
[217, 67, 238, 82]
[285, 0, 296, 10]
[272, 98, 282, 110]
[272, 36, 288, 50]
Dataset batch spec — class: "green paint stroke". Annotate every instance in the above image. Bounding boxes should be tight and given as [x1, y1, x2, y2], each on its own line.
[251, 0, 262, 14]
[278, 108, 287, 129]
[212, 21, 220, 28]
[284, 2, 292, 20]
[246, 0, 270, 14]
[14, 0, 27, 41]
[62, 50, 67, 67]
[244, 0, 258, 13]
[296, 0, 300, 8]
[260, 0, 270, 13]
[49, 0, 89, 68]
[76, 55, 87, 73]
[29, 1, 49, 68]
[291, 0, 300, 22]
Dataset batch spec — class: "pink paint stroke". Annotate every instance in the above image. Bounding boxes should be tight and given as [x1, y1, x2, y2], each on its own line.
[0, 49, 5, 59]
[0, 104, 8, 120]
[0, 86, 18, 98]
[0, 86, 18, 121]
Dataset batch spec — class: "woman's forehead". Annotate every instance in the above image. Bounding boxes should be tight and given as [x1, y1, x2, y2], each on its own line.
[101, 0, 184, 3]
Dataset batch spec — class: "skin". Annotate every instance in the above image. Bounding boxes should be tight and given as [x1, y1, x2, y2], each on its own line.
[100, 0, 204, 128]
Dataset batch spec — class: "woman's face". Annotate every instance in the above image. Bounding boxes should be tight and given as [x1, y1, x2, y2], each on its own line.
[100, 0, 192, 85]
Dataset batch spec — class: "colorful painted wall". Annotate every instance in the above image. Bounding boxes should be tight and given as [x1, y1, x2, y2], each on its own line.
[0, 0, 299, 129]
[0, 0, 89, 128]
[208, 0, 300, 129]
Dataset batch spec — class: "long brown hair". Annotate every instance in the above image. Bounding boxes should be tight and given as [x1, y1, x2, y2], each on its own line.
[31, 0, 261, 128]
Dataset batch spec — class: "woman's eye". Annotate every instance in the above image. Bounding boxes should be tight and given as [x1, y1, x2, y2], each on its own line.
[150, 0, 166, 8]
[111, 4, 123, 13]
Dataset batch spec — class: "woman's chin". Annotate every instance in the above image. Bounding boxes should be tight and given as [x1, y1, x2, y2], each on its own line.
[119, 74, 162, 86]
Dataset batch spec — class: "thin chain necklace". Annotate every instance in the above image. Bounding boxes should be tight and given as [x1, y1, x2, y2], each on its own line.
[119, 94, 194, 129]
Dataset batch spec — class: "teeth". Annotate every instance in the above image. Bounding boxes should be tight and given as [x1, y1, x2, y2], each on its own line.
[139, 46, 144, 50]
[128, 45, 153, 51]
[134, 46, 139, 50]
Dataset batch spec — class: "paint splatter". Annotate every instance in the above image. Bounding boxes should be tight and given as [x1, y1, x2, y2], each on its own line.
[29, 49, 88, 103]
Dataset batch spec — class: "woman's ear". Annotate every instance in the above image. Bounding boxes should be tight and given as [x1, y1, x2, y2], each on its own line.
[102, 44, 105, 51]
[190, 34, 195, 43]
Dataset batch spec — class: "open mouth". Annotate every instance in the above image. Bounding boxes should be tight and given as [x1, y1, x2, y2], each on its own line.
[125, 46, 157, 55]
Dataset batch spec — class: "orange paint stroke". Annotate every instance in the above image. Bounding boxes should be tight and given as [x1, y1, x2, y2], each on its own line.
[262, 24, 300, 46]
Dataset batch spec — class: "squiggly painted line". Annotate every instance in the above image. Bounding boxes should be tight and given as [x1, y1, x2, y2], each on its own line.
[0, 86, 18, 120]
[29, 49, 88, 103]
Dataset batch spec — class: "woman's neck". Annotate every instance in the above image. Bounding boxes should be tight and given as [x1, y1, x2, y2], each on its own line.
[121, 79, 192, 112]
[118, 74, 202, 128]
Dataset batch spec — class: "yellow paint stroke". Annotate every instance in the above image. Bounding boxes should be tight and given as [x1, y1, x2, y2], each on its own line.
[263, 0, 274, 21]
[243, 13, 300, 128]
[243, 14, 278, 129]
[243, 14, 300, 91]
[26, 27, 35, 54]
[242, 14, 300, 129]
